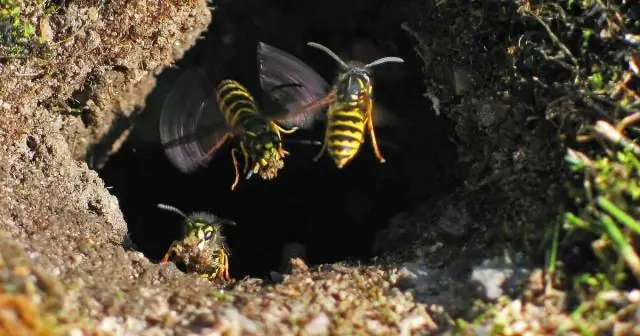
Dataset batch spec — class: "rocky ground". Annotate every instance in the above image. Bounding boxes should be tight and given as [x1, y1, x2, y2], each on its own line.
[1, 0, 639, 335]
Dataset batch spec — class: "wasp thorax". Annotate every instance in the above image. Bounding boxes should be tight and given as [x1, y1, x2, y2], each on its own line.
[336, 69, 371, 104]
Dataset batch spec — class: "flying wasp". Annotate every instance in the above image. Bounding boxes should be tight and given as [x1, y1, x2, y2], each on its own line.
[257, 41, 404, 169]
[159, 42, 327, 190]
[157, 203, 236, 282]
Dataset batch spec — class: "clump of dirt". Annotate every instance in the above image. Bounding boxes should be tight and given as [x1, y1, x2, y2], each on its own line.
[164, 235, 220, 278]
[0, 231, 100, 334]
[255, 154, 285, 181]
[222, 262, 440, 335]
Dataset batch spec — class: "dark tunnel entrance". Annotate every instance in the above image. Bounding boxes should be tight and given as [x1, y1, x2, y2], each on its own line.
[97, 0, 461, 278]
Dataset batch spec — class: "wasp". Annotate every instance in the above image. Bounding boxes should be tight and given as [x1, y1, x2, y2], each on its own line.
[157, 203, 236, 282]
[159, 42, 327, 190]
[258, 42, 404, 168]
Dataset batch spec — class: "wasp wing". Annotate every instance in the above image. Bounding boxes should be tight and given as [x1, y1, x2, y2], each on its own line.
[159, 68, 233, 173]
[257, 41, 332, 129]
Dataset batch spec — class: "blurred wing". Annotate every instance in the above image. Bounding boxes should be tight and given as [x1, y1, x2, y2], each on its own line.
[257, 41, 332, 129]
[371, 101, 399, 127]
[159, 68, 233, 173]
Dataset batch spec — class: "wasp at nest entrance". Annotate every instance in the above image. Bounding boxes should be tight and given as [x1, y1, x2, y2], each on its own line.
[97, 0, 459, 279]
[157, 203, 236, 282]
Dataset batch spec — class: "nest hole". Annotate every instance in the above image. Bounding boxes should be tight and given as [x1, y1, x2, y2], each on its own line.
[98, 0, 461, 278]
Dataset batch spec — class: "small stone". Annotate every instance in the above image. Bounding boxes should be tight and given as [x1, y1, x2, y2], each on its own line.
[628, 289, 640, 303]
[289, 257, 309, 274]
[511, 321, 528, 334]
[303, 313, 330, 335]
[68, 329, 84, 336]
[470, 266, 514, 300]
[399, 315, 428, 336]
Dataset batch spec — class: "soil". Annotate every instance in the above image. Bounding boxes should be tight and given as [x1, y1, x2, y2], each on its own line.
[2, 0, 637, 335]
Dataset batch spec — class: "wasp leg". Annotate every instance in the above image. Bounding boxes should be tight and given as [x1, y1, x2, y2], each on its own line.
[160, 252, 171, 264]
[208, 250, 229, 282]
[239, 142, 251, 174]
[204, 132, 233, 158]
[272, 122, 300, 134]
[219, 251, 230, 281]
[271, 127, 291, 159]
[160, 241, 178, 264]
[230, 148, 242, 191]
[366, 102, 386, 163]
[277, 138, 291, 157]
[312, 129, 329, 162]
[240, 142, 261, 180]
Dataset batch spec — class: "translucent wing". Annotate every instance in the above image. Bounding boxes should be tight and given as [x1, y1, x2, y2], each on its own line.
[159, 68, 233, 173]
[257, 41, 332, 129]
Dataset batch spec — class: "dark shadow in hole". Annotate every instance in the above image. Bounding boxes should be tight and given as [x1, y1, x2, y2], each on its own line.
[98, 0, 461, 279]
[86, 110, 138, 170]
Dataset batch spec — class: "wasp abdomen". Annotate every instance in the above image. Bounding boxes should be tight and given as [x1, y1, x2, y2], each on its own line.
[216, 80, 261, 130]
[326, 106, 367, 167]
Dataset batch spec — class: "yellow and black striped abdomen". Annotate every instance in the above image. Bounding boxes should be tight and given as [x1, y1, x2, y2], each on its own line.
[215, 80, 262, 131]
[326, 101, 367, 168]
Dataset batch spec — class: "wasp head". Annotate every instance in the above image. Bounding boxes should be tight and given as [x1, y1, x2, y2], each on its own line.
[335, 68, 372, 104]
[306, 41, 403, 106]
[183, 212, 235, 251]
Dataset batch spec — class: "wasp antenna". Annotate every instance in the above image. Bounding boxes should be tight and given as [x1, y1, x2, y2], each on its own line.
[307, 42, 349, 69]
[220, 219, 237, 226]
[157, 203, 188, 219]
[298, 139, 322, 146]
[283, 139, 322, 146]
[364, 56, 405, 69]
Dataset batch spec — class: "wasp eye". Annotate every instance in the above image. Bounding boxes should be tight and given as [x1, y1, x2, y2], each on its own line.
[204, 231, 213, 240]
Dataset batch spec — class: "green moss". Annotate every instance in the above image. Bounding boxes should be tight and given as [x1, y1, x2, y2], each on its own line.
[565, 144, 640, 283]
[587, 72, 603, 91]
[0, 0, 52, 59]
[435, 0, 639, 333]
[210, 290, 232, 302]
[550, 0, 640, 330]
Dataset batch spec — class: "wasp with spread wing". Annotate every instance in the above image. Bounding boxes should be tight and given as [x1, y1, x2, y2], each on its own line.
[158, 203, 236, 282]
[159, 42, 328, 190]
[258, 41, 404, 169]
